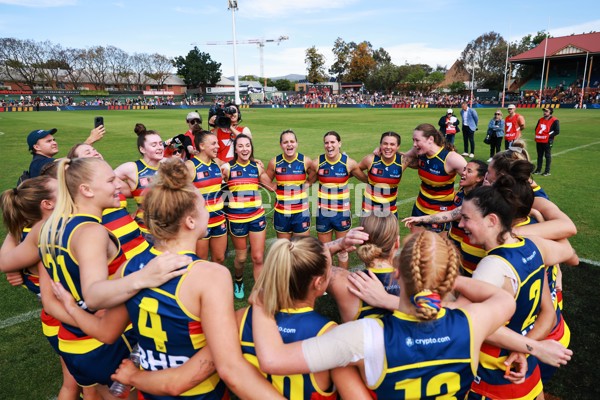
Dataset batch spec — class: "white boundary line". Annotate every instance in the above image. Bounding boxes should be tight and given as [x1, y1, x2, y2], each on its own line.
[580, 258, 600, 267]
[0, 309, 40, 330]
[553, 141, 600, 157]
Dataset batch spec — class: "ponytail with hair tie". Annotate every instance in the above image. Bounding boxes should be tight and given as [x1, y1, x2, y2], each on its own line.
[410, 290, 441, 312]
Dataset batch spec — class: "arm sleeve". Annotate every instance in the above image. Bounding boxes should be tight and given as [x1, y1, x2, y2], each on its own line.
[551, 120, 560, 137]
[472, 256, 518, 294]
[301, 318, 384, 383]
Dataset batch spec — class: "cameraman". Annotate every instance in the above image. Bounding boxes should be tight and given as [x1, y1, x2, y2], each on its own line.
[209, 102, 252, 162]
[163, 111, 201, 160]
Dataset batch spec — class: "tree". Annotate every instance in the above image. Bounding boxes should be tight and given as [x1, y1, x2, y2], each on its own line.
[146, 53, 173, 88]
[460, 31, 508, 90]
[82, 46, 110, 90]
[59, 47, 86, 90]
[346, 41, 376, 83]
[130, 53, 151, 90]
[173, 47, 221, 89]
[329, 37, 356, 81]
[372, 47, 391, 67]
[273, 79, 294, 91]
[0, 38, 45, 89]
[105, 45, 131, 90]
[447, 81, 467, 94]
[364, 62, 401, 93]
[305, 46, 327, 83]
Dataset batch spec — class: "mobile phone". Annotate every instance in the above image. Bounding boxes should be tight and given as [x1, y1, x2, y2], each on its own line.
[94, 116, 104, 128]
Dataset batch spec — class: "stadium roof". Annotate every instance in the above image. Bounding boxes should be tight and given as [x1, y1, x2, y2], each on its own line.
[510, 32, 600, 62]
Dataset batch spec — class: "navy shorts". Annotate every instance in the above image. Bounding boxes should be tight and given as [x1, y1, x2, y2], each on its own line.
[202, 221, 227, 239]
[316, 209, 351, 234]
[228, 215, 267, 237]
[59, 331, 135, 386]
[274, 212, 310, 234]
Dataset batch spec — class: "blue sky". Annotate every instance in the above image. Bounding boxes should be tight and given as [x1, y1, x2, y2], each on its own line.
[1, 0, 598, 79]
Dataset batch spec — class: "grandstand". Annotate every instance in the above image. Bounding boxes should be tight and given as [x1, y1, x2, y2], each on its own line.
[510, 32, 600, 95]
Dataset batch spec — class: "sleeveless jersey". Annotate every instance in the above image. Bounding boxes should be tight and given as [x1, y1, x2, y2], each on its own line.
[131, 159, 158, 233]
[123, 247, 227, 400]
[102, 193, 148, 274]
[448, 189, 485, 277]
[370, 309, 473, 399]
[20, 227, 41, 296]
[190, 157, 226, 228]
[40, 214, 129, 356]
[471, 237, 545, 399]
[225, 160, 265, 223]
[504, 113, 522, 142]
[535, 117, 557, 143]
[239, 306, 337, 400]
[532, 184, 549, 200]
[414, 148, 457, 215]
[317, 154, 350, 213]
[354, 267, 400, 320]
[20, 227, 62, 342]
[274, 153, 309, 215]
[363, 154, 402, 215]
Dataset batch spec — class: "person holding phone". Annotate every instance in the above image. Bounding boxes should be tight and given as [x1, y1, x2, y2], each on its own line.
[26, 122, 105, 179]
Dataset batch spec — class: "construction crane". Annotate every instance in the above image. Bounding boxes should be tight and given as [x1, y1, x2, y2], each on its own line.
[195, 35, 289, 96]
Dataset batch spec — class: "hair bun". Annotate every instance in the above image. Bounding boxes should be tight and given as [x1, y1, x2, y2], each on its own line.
[134, 123, 147, 136]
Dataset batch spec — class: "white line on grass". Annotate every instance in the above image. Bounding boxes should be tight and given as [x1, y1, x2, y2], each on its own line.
[580, 258, 600, 267]
[553, 141, 600, 157]
[0, 309, 40, 330]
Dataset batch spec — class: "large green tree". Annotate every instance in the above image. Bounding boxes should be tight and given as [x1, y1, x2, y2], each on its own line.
[305, 46, 327, 83]
[460, 31, 508, 90]
[173, 47, 221, 89]
[329, 37, 356, 81]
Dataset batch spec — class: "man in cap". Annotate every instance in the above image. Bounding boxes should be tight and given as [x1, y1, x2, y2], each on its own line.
[27, 126, 104, 178]
[27, 129, 59, 178]
[438, 108, 460, 145]
[504, 104, 526, 149]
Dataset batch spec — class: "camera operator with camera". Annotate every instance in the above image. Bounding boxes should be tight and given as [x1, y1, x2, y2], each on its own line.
[163, 111, 201, 160]
[209, 102, 252, 162]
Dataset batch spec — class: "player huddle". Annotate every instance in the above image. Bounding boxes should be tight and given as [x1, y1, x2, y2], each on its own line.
[0, 111, 576, 400]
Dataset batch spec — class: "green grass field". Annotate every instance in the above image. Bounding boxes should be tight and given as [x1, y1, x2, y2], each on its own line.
[0, 107, 599, 398]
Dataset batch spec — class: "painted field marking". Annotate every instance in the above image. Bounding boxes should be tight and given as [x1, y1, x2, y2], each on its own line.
[580, 258, 600, 267]
[0, 309, 40, 330]
[553, 141, 600, 157]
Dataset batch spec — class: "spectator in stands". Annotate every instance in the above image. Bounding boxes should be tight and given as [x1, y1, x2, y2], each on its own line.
[534, 107, 560, 177]
[504, 104, 526, 150]
[438, 108, 460, 145]
[460, 102, 478, 158]
[27, 126, 104, 179]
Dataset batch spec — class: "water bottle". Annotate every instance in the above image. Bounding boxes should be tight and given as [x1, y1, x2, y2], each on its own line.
[109, 344, 141, 398]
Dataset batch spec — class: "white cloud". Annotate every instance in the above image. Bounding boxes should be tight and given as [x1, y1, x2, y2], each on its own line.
[239, 0, 360, 18]
[551, 20, 600, 37]
[0, 0, 76, 6]
[386, 43, 462, 70]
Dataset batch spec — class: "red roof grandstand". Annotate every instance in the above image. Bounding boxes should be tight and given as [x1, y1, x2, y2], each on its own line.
[510, 32, 600, 62]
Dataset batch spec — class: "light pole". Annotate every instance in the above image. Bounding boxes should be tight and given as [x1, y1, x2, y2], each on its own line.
[228, 0, 241, 105]
[470, 50, 475, 107]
